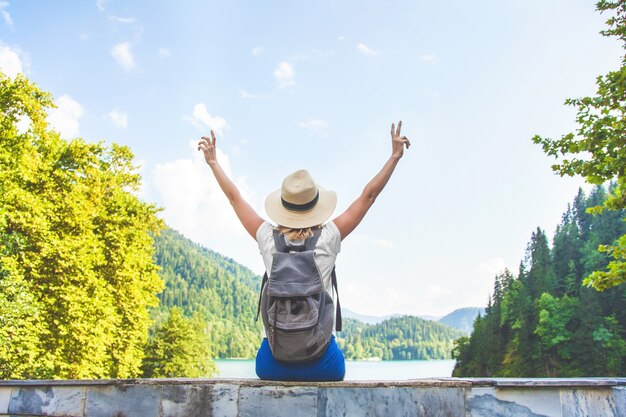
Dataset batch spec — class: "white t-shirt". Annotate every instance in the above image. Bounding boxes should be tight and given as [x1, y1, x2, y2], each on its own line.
[256, 221, 342, 335]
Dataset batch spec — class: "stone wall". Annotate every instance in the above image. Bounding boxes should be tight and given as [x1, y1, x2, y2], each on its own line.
[1, 378, 625, 417]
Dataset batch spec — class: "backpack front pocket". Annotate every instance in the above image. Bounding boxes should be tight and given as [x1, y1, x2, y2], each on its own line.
[267, 295, 320, 331]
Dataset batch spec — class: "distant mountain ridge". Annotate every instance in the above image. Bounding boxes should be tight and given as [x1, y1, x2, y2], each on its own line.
[343, 307, 484, 333]
[342, 308, 401, 325]
[438, 307, 485, 334]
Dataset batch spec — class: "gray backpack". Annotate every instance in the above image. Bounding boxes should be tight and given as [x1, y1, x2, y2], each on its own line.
[256, 229, 342, 362]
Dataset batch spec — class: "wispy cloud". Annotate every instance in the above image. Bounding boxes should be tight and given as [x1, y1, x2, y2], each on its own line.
[48, 95, 83, 138]
[239, 89, 270, 99]
[184, 103, 228, 135]
[299, 119, 329, 133]
[357, 43, 379, 56]
[273, 62, 295, 88]
[251, 46, 265, 57]
[0, 1, 13, 30]
[95, 0, 108, 12]
[110, 15, 135, 24]
[337, 36, 345, 41]
[107, 109, 128, 128]
[0, 43, 23, 77]
[111, 42, 136, 72]
[419, 54, 439, 64]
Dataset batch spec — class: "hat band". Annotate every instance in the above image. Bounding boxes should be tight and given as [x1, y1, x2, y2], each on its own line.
[281, 192, 319, 212]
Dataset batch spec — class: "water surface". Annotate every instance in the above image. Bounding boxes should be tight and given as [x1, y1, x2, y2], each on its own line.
[215, 359, 456, 380]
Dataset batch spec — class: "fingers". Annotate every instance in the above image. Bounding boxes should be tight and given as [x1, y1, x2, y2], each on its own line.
[198, 136, 215, 154]
[402, 136, 411, 148]
[211, 130, 216, 147]
[391, 121, 403, 138]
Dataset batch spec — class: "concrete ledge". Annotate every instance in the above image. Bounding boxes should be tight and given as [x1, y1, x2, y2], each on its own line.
[0, 378, 625, 416]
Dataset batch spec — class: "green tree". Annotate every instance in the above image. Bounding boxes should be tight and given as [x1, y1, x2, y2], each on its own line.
[535, 293, 578, 376]
[592, 315, 626, 374]
[533, 0, 626, 290]
[0, 72, 163, 379]
[142, 307, 216, 378]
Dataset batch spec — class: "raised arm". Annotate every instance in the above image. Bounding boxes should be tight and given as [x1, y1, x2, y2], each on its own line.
[198, 130, 264, 240]
[333, 121, 410, 240]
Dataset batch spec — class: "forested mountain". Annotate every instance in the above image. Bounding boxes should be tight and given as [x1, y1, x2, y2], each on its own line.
[438, 307, 485, 334]
[336, 316, 464, 360]
[152, 228, 263, 358]
[453, 186, 626, 377]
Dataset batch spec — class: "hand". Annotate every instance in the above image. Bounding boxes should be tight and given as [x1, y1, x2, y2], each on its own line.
[198, 130, 218, 166]
[391, 121, 411, 159]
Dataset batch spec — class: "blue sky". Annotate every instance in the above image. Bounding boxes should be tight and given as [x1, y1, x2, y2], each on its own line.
[1, 0, 622, 316]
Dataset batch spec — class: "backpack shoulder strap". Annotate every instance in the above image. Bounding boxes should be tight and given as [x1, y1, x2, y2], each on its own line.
[256, 272, 268, 322]
[304, 228, 322, 251]
[332, 267, 342, 332]
[272, 229, 288, 253]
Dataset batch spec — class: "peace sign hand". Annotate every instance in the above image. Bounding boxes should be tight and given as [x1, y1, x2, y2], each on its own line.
[391, 121, 411, 159]
[198, 130, 218, 166]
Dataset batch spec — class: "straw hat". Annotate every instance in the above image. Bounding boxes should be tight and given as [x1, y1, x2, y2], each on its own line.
[265, 170, 337, 229]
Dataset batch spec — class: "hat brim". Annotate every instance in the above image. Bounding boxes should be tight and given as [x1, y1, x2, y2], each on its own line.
[265, 187, 337, 229]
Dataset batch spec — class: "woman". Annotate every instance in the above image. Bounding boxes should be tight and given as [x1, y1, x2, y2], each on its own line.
[197, 121, 410, 381]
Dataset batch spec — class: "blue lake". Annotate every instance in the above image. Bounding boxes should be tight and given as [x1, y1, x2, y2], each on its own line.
[215, 359, 456, 380]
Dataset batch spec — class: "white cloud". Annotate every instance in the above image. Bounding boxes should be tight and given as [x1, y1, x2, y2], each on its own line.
[0, 43, 22, 77]
[273, 62, 295, 88]
[251, 47, 265, 57]
[95, 0, 108, 12]
[111, 42, 136, 72]
[110, 15, 135, 24]
[357, 43, 379, 56]
[239, 89, 270, 99]
[184, 103, 228, 135]
[475, 257, 508, 280]
[419, 54, 439, 64]
[0, 1, 13, 29]
[47, 95, 83, 138]
[299, 119, 330, 133]
[158, 47, 171, 59]
[337, 36, 345, 41]
[107, 109, 128, 128]
[153, 142, 255, 242]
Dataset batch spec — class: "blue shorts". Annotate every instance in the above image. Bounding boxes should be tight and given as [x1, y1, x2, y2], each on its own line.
[255, 336, 345, 381]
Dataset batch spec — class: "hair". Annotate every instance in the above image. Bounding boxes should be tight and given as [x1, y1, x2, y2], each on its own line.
[274, 224, 322, 241]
